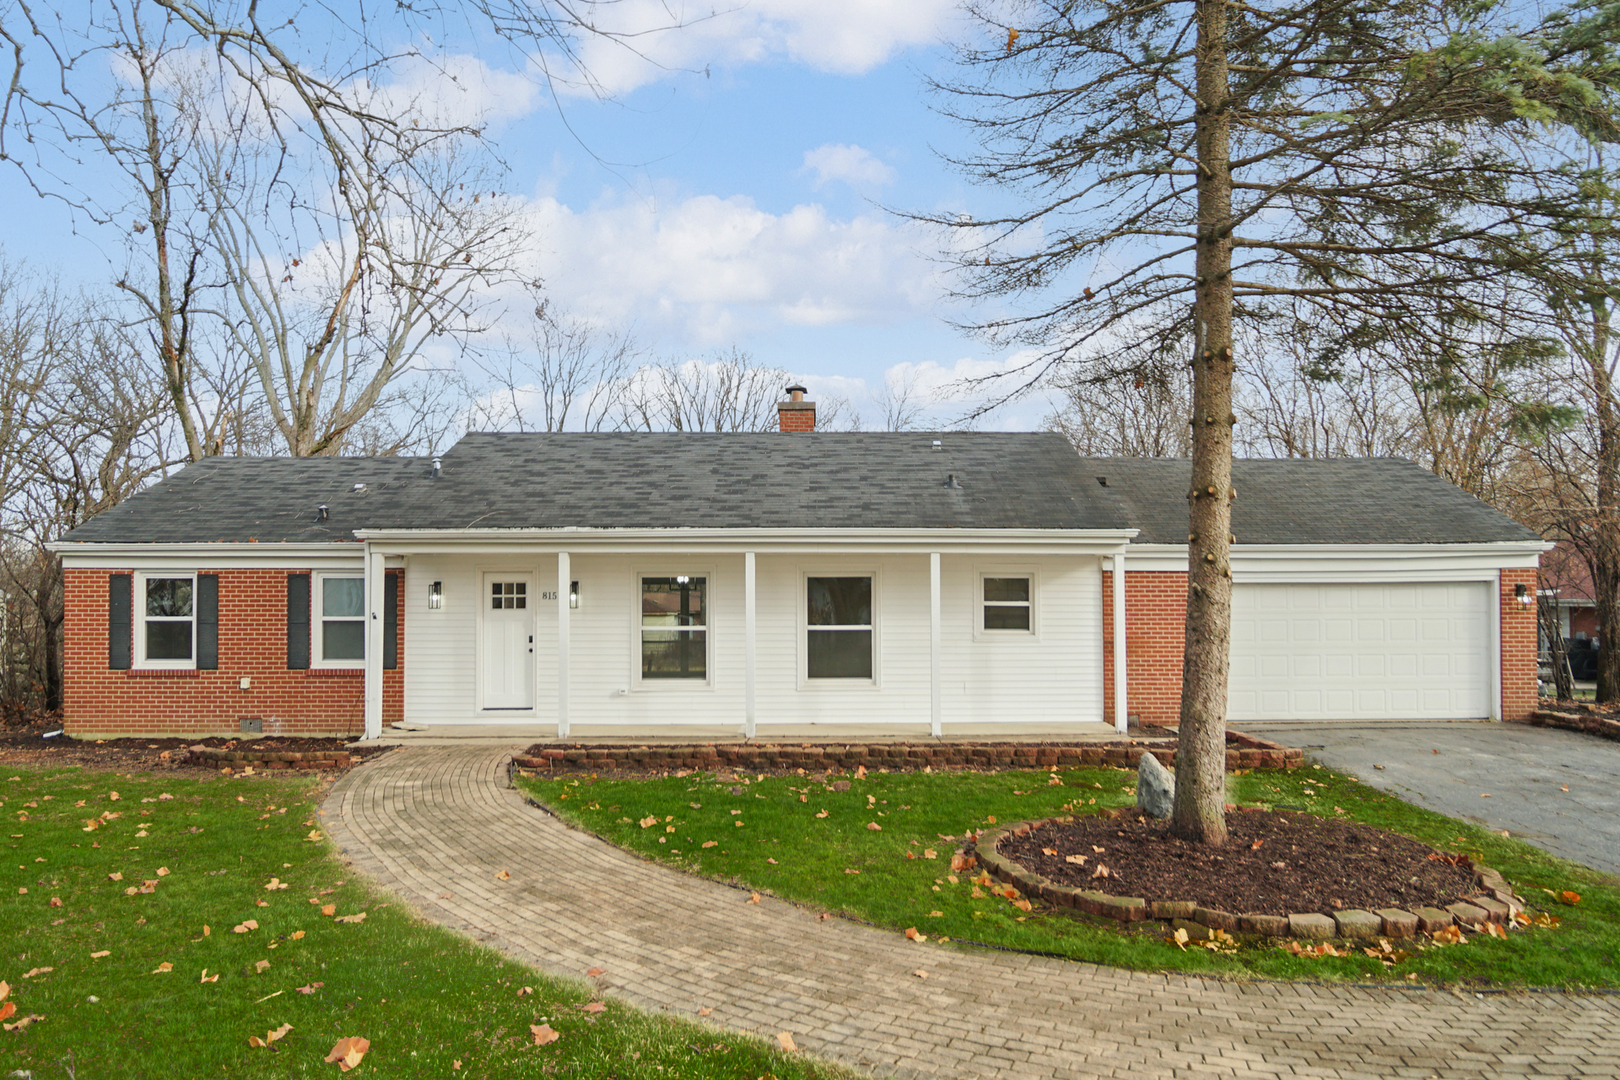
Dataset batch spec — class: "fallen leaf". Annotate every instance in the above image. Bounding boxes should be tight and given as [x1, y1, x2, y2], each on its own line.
[697, 1006, 713, 1016]
[1092, 864, 1111, 879]
[49, 897, 61, 908]
[905, 926, 926, 942]
[1064, 854, 1087, 866]
[853, 765, 867, 779]
[108, 872, 123, 882]
[986, 816, 996, 824]
[1041, 847, 1058, 856]
[814, 810, 828, 819]
[866, 822, 882, 831]
[913, 969, 929, 978]
[90, 950, 109, 959]
[291, 930, 305, 940]
[232, 920, 259, 934]
[203, 925, 211, 936]
[530, 1023, 560, 1046]
[156, 867, 169, 876]
[296, 983, 324, 994]
[586, 967, 606, 977]
[0, 1003, 9, 1023]
[778, 1032, 798, 1053]
[495, 870, 511, 881]
[844, 868, 861, 875]
[152, 962, 173, 973]
[453, 1060, 461, 1070]
[200, 969, 219, 983]
[1561, 891, 1582, 905]
[321, 904, 336, 916]
[1172, 927, 1189, 950]
[2, 1014, 42, 1032]
[325, 1035, 371, 1070]
[580, 1001, 606, 1013]
[1011, 898, 1033, 912]
[746, 892, 761, 905]
[1483, 921, 1507, 939]
[21, 968, 51, 979]
[334, 912, 367, 924]
[638, 816, 658, 828]
[256, 960, 271, 973]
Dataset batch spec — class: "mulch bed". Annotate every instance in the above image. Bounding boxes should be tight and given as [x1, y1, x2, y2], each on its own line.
[999, 810, 1483, 918]
[0, 721, 386, 777]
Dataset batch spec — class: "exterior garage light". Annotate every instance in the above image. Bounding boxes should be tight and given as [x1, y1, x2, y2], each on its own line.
[428, 581, 444, 610]
[569, 581, 580, 609]
[1515, 583, 1531, 607]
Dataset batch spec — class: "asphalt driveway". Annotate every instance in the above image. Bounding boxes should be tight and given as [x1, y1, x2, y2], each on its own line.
[1236, 721, 1620, 879]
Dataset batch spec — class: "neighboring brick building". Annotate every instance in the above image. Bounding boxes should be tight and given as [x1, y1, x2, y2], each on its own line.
[51, 389, 1547, 739]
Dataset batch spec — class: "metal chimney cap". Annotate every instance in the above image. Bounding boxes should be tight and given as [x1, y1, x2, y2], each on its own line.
[317, 504, 329, 521]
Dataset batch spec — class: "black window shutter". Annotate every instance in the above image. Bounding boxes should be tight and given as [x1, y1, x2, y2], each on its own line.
[108, 574, 132, 670]
[383, 572, 399, 670]
[287, 573, 311, 670]
[196, 573, 219, 670]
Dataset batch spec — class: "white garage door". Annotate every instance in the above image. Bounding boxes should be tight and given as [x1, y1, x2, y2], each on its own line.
[1229, 582, 1491, 721]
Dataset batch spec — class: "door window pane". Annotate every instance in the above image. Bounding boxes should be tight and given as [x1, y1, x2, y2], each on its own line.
[641, 577, 706, 679]
[491, 581, 527, 609]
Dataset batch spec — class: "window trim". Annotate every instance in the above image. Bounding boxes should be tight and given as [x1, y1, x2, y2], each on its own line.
[975, 568, 1040, 640]
[631, 567, 716, 691]
[311, 571, 366, 670]
[799, 568, 880, 689]
[133, 571, 197, 670]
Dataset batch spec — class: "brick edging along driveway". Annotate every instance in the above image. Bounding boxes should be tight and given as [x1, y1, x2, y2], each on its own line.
[323, 746, 1620, 1080]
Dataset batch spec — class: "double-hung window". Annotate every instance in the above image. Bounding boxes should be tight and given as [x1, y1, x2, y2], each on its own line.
[140, 574, 195, 666]
[317, 574, 365, 665]
[640, 576, 707, 680]
[982, 576, 1033, 632]
[807, 576, 872, 679]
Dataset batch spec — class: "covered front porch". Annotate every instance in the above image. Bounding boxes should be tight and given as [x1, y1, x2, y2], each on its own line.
[354, 529, 1136, 741]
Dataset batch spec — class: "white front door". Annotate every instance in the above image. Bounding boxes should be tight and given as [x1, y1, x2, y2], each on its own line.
[481, 573, 536, 710]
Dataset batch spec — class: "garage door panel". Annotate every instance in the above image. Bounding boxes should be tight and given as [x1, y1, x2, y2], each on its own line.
[1229, 582, 1490, 721]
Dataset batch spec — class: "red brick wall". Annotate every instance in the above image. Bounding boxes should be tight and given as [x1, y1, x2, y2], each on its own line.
[1102, 570, 1189, 726]
[62, 567, 403, 738]
[1500, 567, 1538, 723]
[1105, 568, 1539, 724]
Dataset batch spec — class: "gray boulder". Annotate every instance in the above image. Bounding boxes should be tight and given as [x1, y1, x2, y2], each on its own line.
[1136, 753, 1175, 818]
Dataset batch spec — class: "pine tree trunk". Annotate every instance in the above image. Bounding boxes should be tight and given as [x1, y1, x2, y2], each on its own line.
[1172, 0, 1234, 847]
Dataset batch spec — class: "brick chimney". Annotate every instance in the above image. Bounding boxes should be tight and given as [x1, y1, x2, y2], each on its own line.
[777, 384, 816, 432]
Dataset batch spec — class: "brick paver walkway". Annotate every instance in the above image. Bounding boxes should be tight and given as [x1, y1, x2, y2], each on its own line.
[324, 747, 1620, 1079]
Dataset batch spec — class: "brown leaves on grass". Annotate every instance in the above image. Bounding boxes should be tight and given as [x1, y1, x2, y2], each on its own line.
[296, 983, 324, 994]
[778, 1032, 799, 1053]
[248, 1023, 293, 1048]
[334, 912, 367, 924]
[530, 1024, 560, 1046]
[21, 968, 50, 979]
[586, 967, 606, 977]
[904, 927, 927, 942]
[2, 1013, 41, 1032]
[199, 970, 219, 983]
[325, 1036, 370, 1070]
[638, 816, 658, 828]
[746, 893, 761, 905]
[321, 904, 336, 917]
[232, 919, 259, 934]
[1430, 924, 1465, 946]
[264, 878, 290, 891]
[579, 1001, 605, 1014]
[949, 852, 975, 872]
[151, 962, 173, 974]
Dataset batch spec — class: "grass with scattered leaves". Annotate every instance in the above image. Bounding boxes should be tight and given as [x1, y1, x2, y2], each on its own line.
[0, 765, 864, 1079]
[518, 762, 1620, 987]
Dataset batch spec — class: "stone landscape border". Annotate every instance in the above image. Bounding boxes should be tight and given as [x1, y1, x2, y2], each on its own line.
[973, 813, 1523, 941]
[186, 746, 358, 771]
[511, 731, 1303, 774]
[1526, 707, 1620, 744]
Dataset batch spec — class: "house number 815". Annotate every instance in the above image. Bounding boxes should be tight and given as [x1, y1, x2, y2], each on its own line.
[541, 591, 558, 600]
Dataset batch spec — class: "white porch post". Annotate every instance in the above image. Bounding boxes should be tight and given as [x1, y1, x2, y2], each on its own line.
[1490, 569, 1503, 722]
[744, 551, 757, 738]
[363, 544, 385, 740]
[558, 551, 571, 739]
[930, 552, 942, 737]
[1112, 551, 1128, 734]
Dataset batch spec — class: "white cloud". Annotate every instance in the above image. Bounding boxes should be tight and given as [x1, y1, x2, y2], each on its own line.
[513, 191, 940, 343]
[557, 0, 961, 95]
[802, 144, 897, 191]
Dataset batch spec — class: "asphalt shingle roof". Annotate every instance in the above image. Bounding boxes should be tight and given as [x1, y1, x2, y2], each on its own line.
[58, 433, 1130, 542]
[55, 435, 1539, 546]
[1085, 457, 1540, 544]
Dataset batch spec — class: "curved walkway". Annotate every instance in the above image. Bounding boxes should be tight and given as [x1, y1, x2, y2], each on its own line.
[324, 747, 1620, 1080]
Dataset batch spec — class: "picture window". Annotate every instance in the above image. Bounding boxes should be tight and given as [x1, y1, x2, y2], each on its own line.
[640, 576, 706, 680]
[807, 576, 873, 679]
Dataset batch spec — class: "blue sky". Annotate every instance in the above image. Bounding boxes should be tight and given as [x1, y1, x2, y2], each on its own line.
[2, 2, 1061, 430]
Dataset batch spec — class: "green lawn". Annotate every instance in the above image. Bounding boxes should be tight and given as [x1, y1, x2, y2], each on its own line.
[516, 762, 1620, 987]
[0, 765, 864, 1080]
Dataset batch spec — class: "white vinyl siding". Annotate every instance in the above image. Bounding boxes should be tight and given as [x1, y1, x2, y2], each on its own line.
[403, 551, 1107, 727]
[1229, 581, 1491, 721]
